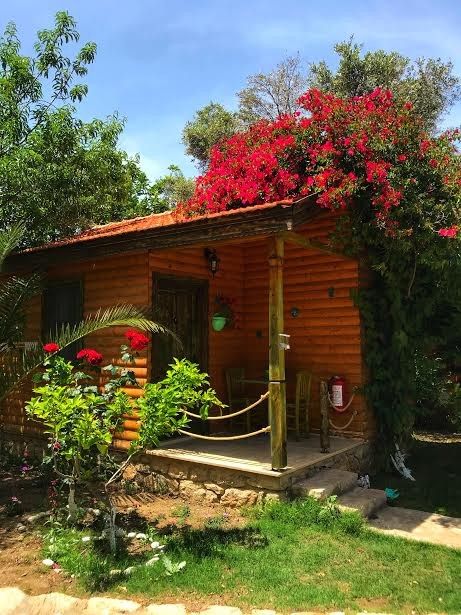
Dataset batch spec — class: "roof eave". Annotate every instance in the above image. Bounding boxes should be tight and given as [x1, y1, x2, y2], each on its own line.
[5, 197, 318, 271]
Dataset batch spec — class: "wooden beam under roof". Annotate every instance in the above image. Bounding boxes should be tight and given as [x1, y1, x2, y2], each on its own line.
[281, 230, 355, 260]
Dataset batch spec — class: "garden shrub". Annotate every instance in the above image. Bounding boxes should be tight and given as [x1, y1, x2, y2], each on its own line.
[137, 358, 225, 447]
[27, 332, 224, 551]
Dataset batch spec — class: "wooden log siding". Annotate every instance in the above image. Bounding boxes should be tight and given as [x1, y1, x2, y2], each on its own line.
[1, 210, 373, 446]
[242, 217, 369, 439]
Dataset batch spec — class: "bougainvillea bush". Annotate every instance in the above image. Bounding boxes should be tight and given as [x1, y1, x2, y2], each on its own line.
[180, 88, 461, 444]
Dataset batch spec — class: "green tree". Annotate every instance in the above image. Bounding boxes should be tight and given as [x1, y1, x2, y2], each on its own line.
[183, 43, 460, 167]
[238, 54, 307, 125]
[182, 102, 240, 169]
[148, 165, 195, 212]
[308, 38, 461, 132]
[0, 11, 153, 247]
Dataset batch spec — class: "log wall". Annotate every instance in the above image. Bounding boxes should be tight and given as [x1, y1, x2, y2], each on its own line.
[1, 247, 246, 446]
[1, 211, 373, 446]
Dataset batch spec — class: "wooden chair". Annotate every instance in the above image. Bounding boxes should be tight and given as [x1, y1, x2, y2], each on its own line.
[225, 367, 251, 432]
[286, 370, 312, 439]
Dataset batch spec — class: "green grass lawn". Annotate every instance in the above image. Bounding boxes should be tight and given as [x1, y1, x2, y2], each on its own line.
[372, 432, 461, 517]
[47, 498, 461, 614]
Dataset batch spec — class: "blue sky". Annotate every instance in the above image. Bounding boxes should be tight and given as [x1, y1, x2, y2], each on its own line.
[2, 1, 461, 180]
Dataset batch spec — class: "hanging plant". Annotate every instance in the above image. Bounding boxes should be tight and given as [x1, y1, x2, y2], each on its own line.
[212, 295, 236, 331]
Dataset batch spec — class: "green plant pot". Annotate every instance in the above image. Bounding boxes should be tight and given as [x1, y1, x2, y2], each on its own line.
[212, 315, 227, 331]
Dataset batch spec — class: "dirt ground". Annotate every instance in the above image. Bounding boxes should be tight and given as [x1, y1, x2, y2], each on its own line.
[0, 465, 245, 599]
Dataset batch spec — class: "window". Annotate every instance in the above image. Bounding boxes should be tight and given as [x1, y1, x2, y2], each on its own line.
[43, 280, 83, 360]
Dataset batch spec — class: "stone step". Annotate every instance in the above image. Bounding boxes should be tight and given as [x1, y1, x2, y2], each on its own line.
[369, 506, 461, 549]
[291, 468, 358, 501]
[337, 487, 387, 518]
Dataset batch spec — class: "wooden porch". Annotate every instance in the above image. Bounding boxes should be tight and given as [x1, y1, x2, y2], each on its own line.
[143, 434, 366, 491]
[147, 227, 367, 473]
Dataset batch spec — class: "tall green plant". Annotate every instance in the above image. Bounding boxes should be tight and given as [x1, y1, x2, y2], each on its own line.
[27, 345, 223, 553]
[26, 354, 131, 520]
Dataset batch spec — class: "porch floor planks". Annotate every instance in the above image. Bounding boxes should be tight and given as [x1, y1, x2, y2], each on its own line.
[145, 434, 363, 485]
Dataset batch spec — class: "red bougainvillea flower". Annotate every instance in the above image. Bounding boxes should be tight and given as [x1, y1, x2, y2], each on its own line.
[438, 226, 459, 238]
[43, 342, 60, 354]
[76, 348, 104, 366]
[176, 87, 461, 238]
[125, 330, 149, 351]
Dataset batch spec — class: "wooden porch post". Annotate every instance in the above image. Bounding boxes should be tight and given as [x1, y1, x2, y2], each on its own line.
[268, 236, 287, 470]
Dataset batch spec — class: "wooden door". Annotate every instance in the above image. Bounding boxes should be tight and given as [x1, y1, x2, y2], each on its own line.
[152, 274, 208, 382]
[152, 274, 209, 435]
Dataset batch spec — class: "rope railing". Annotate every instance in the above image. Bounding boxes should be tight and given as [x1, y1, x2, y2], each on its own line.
[178, 390, 270, 441]
[329, 409, 358, 431]
[321, 381, 358, 437]
[178, 425, 271, 441]
[327, 391, 356, 413]
[182, 391, 269, 421]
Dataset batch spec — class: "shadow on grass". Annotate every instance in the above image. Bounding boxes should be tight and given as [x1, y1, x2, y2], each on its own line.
[65, 524, 269, 592]
[165, 525, 268, 557]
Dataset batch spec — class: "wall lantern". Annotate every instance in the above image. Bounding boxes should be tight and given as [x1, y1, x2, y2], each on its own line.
[204, 248, 220, 276]
[290, 306, 300, 318]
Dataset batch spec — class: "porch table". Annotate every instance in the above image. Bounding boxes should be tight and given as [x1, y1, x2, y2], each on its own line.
[236, 378, 268, 385]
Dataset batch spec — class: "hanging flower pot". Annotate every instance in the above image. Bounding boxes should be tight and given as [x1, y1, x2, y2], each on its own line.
[212, 295, 236, 331]
[212, 314, 227, 331]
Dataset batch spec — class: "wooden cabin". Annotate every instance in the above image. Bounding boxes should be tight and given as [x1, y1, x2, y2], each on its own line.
[2, 198, 375, 495]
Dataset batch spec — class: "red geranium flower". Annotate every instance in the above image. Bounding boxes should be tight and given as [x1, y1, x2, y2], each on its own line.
[43, 342, 60, 354]
[125, 330, 149, 351]
[438, 226, 459, 238]
[76, 348, 103, 366]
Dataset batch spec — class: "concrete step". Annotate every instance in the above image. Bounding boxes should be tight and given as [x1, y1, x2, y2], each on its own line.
[291, 468, 358, 500]
[337, 487, 387, 518]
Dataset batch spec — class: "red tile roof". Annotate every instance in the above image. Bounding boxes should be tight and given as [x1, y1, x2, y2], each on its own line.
[25, 199, 294, 253]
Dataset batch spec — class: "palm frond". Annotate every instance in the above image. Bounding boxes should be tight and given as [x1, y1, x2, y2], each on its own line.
[0, 273, 42, 346]
[48, 304, 171, 347]
[0, 224, 25, 270]
[0, 304, 175, 403]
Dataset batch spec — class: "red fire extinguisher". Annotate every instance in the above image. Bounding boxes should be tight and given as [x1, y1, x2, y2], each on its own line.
[328, 375, 347, 412]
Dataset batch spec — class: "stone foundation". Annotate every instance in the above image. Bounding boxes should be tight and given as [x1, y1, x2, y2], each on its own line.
[122, 459, 284, 507]
[122, 442, 373, 507]
[2, 430, 373, 507]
